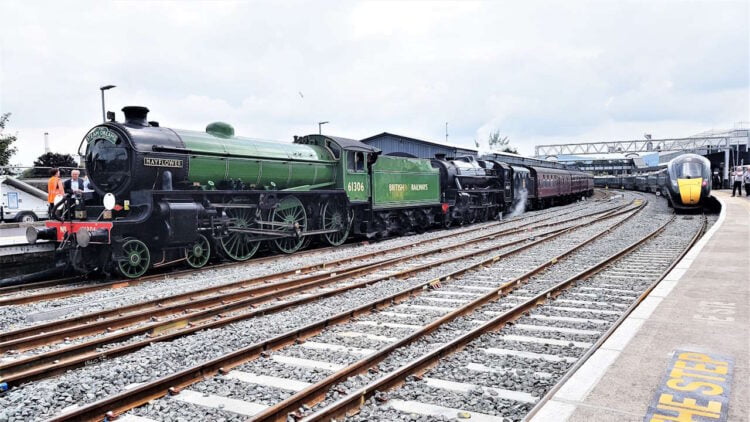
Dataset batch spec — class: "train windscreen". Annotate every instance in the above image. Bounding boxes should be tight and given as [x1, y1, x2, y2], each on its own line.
[676, 162, 703, 179]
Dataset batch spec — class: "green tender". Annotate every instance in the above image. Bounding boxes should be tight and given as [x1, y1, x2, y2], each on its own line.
[371, 156, 440, 209]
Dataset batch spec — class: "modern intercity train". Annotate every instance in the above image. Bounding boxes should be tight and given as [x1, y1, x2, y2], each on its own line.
[594, 153, 712, 211]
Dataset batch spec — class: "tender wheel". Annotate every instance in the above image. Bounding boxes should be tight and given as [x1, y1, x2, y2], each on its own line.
[412, 209, 430, 234]
[271, 196, 308, 253]
[321, 200, 351, 246]
[186, 234, 211, 268]
[220, 200, 261, 261]
[117, 238, 151, 279]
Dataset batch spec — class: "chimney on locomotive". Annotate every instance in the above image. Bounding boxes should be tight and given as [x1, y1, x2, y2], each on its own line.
[122, 106, 150, 126]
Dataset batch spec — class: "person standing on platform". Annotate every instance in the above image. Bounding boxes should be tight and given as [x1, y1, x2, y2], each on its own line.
[731, 166, 743, 197]
[744, 167, 750, 197]
[64, 169, 85, 195]
[46, 168, 63, 214]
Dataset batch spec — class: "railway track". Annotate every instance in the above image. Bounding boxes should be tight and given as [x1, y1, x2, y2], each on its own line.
[0, 241, 366, 304]
[311, 215, 706, 422]
[0, 200, 618, 337]
[11, 196, 646, 421]
[0, 198, 599, 306]
[0, 200, 631, 388]
[159, 209, 704, 422]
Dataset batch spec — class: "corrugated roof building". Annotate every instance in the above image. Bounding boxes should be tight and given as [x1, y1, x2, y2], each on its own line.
[360, 132, 477, 159]
[482, 151, 579, 170]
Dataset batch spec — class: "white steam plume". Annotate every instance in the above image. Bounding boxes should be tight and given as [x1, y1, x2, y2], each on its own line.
[509, 188, 528, 217]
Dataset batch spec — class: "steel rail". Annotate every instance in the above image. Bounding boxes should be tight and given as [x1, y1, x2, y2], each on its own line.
[0, 221, 506, 342]
[522, 214, 706, 421]
[249, 202, 647, 421]
[0, 204, 634, 385]
[300, 212, 675, 422]
[0, 198, 599, 302]
[0, 202, 621, 350]
[0, 209, 524, 306]
[0, 215, 511, 301]
[0, 243, 358, 306]
[43, 201, 640, 422]
[0, 275, 82, 295]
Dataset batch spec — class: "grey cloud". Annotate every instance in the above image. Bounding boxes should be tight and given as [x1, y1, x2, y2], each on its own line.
[1, 0, 747, 164]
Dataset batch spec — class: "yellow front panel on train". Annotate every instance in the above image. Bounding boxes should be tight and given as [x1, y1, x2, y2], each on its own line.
[677, 178, 702, 205]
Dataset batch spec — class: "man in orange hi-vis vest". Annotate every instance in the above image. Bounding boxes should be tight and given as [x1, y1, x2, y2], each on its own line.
[47, 168, 64, 214]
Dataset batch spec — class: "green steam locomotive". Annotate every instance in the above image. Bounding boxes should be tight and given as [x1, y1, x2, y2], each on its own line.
[29, 106, 450, 278]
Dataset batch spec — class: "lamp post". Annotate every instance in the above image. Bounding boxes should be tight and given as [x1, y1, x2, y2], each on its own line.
[100, 85, 116, 122]
[318, 121, 329, 135]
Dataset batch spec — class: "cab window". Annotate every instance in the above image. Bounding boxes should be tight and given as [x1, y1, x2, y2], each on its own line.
[347, 151, 366, 172]
[326, 140, 341, 160]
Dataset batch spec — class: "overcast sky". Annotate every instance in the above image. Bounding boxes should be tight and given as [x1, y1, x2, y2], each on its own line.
[1, 0, 747, 166]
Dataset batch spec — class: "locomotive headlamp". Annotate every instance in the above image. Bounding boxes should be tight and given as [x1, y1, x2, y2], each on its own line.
[103, 193, 116, 211]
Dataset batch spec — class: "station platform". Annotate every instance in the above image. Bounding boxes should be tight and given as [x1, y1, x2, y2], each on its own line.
[0, 225, 53, 258]
[532, 191, 749, 422]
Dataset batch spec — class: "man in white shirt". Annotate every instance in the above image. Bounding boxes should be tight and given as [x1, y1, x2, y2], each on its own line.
[731, 166, 744, 197]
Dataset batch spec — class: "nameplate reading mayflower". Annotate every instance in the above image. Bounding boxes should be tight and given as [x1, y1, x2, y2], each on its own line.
[144, 157, 183, 168]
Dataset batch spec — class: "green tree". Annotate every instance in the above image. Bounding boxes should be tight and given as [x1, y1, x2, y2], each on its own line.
[488, 130, 518, 154]
[31, 152, 79, 177]
[487, 130, 509, 149]
[0, 113, 18, 167]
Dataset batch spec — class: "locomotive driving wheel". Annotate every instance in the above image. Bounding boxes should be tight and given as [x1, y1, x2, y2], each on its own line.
[186, 234, 211, 268]
[220, 200, 261, 261]
[321, 200, 351, 246]
[117, 238, 151, 279]
[271, 196, 308, 253]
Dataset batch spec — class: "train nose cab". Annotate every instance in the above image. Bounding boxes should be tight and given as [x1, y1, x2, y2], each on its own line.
[668, 155, 711, 207]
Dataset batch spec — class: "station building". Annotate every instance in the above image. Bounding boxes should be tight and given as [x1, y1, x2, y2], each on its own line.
[555, 153, 658, 175]
[360, 132, 478, 159]
[535, 125, 750, 186]
[482, 151, 579, 171]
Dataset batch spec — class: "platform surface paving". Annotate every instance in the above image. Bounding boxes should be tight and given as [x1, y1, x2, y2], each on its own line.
[532, 191, 749, 422]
